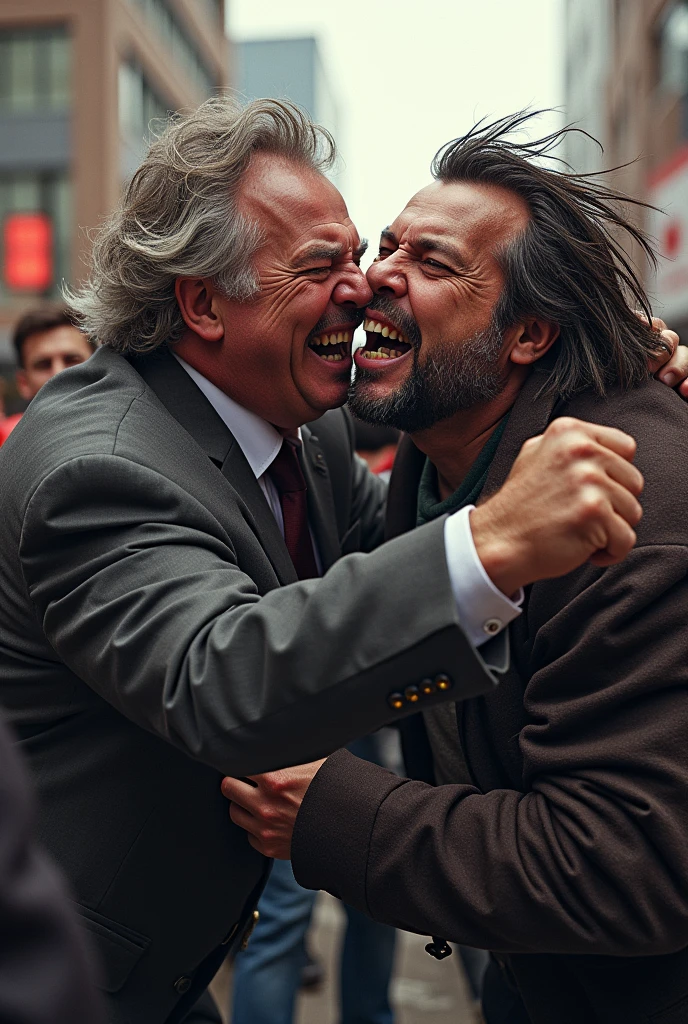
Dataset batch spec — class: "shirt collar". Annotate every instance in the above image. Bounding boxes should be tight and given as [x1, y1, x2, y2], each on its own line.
[173, 353, 300, 479]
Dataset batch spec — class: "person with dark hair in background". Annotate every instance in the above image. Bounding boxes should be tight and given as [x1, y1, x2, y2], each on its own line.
[0, 304, 94, 446]
[223, 113, 688, 1024]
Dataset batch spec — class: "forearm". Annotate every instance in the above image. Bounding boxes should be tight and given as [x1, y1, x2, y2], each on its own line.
[292, 750, 688, 957]
[22, 459, 496, 777]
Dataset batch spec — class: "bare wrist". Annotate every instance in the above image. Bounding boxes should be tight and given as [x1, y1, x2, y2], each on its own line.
[470, 505, 527, 597]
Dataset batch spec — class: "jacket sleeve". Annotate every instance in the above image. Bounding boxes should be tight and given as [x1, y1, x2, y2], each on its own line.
[292, 545, 688, 957]
[19, 453, 496, 778]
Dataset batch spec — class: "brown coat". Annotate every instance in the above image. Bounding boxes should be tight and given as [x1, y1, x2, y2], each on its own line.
[293, 368, 688, 1024]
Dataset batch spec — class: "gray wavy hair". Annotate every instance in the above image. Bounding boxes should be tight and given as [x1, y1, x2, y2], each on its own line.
[67, 96, 336, 353]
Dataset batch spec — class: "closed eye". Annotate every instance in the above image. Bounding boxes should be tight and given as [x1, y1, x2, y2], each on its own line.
[422, 258, 453, 273]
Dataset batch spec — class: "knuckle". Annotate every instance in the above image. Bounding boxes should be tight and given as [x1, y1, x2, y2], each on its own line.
[259, 804, 279, 824]
[547, 416, 577, 437]
[562, 437, 597, 463]
[577, 490, 606, 520]
[262, 774, 285, 796]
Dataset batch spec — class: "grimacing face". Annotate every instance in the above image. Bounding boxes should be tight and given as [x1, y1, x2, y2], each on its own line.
[16, 325, 94, 401]
[350, 179, 531, 431]
[175, 154, 373, 430]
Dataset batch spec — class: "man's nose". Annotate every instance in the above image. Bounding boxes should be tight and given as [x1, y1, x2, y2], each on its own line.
[332, 265, 373, 311]
[366, 256, 407, 299]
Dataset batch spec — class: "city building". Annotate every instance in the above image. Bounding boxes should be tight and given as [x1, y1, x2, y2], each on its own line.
[0, 0, 230, 385]
[563, 0, 612, 173]
[564, 0, 688, 333]
[236, 37, 341, 174]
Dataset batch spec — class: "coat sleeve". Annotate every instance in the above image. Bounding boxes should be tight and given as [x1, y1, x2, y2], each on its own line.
[292, 544, 688, 957]
[19, 453, 496, 778]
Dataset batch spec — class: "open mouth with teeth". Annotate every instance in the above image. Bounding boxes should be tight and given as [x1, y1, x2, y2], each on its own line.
[359, 318, 413, 362]
[307, 329, 354, 363]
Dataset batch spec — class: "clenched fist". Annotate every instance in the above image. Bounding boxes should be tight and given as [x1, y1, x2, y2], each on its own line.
[470, 417, 643, 597]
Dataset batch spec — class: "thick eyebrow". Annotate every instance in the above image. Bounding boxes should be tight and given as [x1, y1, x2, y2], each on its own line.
[292, 244, 344, 269]
[292, 239, 368, 269]
[379, 228, 397, 247]
[415, 236, 469, 269]
[353, 238, 368, 261]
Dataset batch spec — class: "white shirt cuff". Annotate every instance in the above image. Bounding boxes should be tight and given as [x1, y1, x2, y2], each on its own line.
[443, 505, 523, 649]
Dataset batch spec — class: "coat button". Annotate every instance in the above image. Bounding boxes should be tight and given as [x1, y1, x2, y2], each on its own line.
[434, 674, 452, 691]
[174, 976, 192, 994]
[404, 685, 420, 703]
[420, 678, 435, 696]
[388, 692, 405, 710]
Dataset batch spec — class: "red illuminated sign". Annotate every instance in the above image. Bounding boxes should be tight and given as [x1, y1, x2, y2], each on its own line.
[3, 212, 53, 291]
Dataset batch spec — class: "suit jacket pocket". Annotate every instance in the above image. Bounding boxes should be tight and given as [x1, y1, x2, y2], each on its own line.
[74, 902, 150, 993]
[340, 519, 361, 555]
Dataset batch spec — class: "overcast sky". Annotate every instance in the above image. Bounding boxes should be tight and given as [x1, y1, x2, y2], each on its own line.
[227, 0, 565, 254]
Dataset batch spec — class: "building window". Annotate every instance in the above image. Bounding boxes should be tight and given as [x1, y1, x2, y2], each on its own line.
[658, 1, 688, 138]
[129, 0, 218, 97]
[119, 61, 171, 143]
[0, 27, 71, 113]
[119, 61, 174, 181]
[659, 2, 688, 95]
[0, 172, 71, 303]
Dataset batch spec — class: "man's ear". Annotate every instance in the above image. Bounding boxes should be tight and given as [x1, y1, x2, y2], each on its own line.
[15, 370, 32, 402]
[175, 278, 225, 342]
[507, 319, 560, 366]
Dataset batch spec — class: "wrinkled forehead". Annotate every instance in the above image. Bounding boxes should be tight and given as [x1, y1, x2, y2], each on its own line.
[390, 179, 530, 255]
[238, 152, 357, 249]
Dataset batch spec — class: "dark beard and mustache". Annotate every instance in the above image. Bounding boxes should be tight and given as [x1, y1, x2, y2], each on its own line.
[349, 297, 506, 433]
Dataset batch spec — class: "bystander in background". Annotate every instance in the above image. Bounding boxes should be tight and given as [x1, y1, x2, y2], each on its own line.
[0, 304, 94, 447]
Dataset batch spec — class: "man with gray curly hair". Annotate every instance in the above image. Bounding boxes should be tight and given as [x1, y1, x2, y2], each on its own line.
[0, 96, 659, 1024]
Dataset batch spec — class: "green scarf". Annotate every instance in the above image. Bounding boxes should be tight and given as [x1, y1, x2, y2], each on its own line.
[416, 415, 509, 526]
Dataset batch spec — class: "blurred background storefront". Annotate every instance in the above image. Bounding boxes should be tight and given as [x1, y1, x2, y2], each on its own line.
[565, 0, 688, 337]
[0, 0, 229, 405]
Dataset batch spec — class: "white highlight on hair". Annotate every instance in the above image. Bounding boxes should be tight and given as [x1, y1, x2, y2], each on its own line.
[66, 96, 336, 354]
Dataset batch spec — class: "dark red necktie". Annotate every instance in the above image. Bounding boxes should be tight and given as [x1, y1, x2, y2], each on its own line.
[269, 439, 319, 580]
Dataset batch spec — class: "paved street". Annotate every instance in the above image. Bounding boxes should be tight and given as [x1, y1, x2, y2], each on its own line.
[211, 893, 480, 1024]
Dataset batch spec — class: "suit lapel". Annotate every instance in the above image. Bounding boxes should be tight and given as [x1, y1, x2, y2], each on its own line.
[384, 434, 426, 540]
[219, 441, 297, 585]
[300, 425, 341, 573]
[130, 349, 298, 586]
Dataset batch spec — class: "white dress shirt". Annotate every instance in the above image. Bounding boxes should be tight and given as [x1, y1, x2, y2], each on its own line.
[174, 354, 522, 649]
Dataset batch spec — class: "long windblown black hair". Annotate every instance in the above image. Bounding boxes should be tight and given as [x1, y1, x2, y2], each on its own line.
[432, 111, 666, 397]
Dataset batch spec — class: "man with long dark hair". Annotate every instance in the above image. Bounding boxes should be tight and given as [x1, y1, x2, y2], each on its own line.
[224, 114, 688, 1024]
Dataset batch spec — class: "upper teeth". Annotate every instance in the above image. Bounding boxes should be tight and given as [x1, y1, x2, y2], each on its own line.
[364, 319, 405, 344]
[309, 330, 353, 347]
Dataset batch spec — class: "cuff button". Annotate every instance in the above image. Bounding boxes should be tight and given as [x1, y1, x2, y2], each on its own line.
[483, 618, 502, 635]
[435, 674, 452, 691]
[420, 678, 435, 696]
[388, 692, 405, 710]
[404, 685, 420, 703]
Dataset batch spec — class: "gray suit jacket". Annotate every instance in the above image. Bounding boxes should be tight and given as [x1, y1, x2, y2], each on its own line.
[0, 346, 496, 1024]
